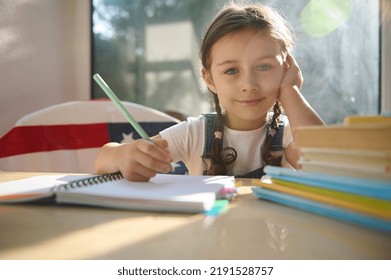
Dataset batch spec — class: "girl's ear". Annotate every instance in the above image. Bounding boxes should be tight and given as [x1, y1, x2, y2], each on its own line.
[202, 68, 217, 94]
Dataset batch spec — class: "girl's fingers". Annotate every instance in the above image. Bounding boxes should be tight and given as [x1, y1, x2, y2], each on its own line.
[136, 146, 172, 173]
[286, 52, 296, 66]
[142, 139, 171, 161]
[116, 139, 172, 181]
[121, 161, 157, 181]
[121, 169, 153, 182]
[120, 152, 171, 181]
[285, 52, 303, 89]
[152, 138, 170, 154]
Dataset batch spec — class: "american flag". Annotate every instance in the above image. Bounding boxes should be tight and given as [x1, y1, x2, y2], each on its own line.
[0, 100, 187, 174]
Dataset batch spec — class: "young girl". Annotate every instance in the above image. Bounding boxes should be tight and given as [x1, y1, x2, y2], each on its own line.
[95, 3, 325, 181]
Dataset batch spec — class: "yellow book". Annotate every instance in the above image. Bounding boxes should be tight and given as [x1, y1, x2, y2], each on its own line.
[343, 115, 391, 125]
[251, 177, 391, 221]
[293, 122, 391, 150]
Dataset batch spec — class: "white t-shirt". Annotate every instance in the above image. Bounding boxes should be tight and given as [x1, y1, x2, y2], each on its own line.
[160, 114, 294, 176]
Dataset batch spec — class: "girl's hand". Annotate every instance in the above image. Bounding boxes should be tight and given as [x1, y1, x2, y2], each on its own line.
[280, 53, 303, 92]
[95, 137, 173, 182]
[118, 138, 172, 181]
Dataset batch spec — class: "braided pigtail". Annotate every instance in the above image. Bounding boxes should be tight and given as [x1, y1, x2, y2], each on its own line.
[207, 94, 237, 175]
[261, 101, 283, 166]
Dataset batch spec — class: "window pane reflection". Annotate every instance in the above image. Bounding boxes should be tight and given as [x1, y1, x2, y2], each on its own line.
[92, 0, 380, 124]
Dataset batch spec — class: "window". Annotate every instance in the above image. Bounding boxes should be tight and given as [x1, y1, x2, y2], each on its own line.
[92, 0, 380, 124]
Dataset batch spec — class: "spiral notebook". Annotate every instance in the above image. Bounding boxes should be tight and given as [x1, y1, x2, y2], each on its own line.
[0, 172, 234, 213]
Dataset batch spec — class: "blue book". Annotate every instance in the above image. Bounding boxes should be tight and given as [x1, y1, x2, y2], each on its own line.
[252, 187, 391, 233]
[263, 166, 391, 200]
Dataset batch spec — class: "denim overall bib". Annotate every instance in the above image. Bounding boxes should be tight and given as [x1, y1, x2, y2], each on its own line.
[201, 113, 285, 178]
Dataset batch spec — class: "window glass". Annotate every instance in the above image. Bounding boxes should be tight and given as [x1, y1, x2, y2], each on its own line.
[92, 0, 380, 124]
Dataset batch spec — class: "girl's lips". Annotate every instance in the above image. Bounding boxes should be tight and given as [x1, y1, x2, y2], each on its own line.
[238, 98, 263, 106]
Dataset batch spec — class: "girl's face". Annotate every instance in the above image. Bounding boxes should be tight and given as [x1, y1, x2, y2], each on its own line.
[203, 28, 285, 130]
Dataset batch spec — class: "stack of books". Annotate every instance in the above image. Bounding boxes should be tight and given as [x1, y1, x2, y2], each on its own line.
[295, 115, 391, 181]
[252, 115, 391, 232]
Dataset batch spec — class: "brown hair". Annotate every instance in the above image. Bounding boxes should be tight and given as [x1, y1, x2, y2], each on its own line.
[200, 3, 295, 175]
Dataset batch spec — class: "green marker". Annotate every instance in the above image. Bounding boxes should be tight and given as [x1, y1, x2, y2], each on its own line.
[93, 73, 149, 139]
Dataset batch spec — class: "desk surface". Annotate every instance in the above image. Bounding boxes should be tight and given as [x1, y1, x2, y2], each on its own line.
[0, 172, 390, 260]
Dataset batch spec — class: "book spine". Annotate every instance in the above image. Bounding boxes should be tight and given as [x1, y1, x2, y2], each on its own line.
[252, 187, 391, 233]
[294, 126, 391, 150]
[263, 166, 391, 200]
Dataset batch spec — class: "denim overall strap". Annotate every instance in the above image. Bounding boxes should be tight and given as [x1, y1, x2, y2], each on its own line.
[202, 113, 219, 159]
[268, 116, 285, 153]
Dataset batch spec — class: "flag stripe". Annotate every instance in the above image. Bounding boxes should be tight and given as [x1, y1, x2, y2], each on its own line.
[0, 124, 109, 157]
[0, 122, 177, 158]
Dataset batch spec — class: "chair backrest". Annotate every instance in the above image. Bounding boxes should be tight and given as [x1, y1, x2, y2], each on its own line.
[0, 100, 184, 173]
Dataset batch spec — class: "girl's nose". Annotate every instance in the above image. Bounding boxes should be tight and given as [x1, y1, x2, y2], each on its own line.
[240, 71, 259, 93]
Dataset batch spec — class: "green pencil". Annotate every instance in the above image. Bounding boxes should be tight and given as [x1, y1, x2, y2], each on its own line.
[93, 73, 149, 139]
[93, 73, 175, 171]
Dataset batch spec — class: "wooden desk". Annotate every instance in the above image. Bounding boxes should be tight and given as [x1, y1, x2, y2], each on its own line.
[0, 172, 390, 260]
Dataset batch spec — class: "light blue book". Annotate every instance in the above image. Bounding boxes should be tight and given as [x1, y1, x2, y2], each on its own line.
[252, 187, 391, 233]
[263, 166, 391, 200]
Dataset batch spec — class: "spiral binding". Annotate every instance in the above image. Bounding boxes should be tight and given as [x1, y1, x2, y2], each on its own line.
[53, 171, 123, 192]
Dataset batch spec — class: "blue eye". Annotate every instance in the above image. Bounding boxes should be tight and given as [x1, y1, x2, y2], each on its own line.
[225, 68, 238, 75]
[257, 65, 271, 71]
